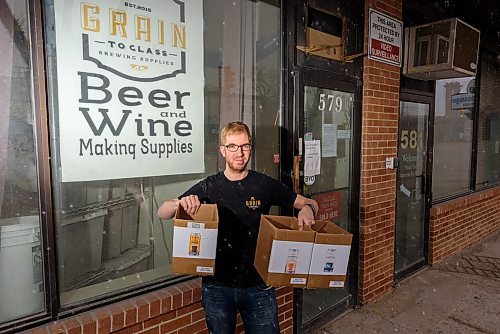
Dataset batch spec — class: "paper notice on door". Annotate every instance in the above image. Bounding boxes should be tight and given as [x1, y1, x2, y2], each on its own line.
[304, 140, 321, 176]
[322, 124, 337, 158]
[337, 130, 351, 139]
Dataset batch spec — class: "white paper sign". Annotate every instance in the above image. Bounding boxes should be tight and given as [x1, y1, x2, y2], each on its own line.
[308, 244, 351, 275]
[268, 240, 313, 275]
[322, 124, 337, 158]
[172, 226, 218, 259]
[337, 130, 351, 140]
[54, 0, 205, 181]
[304, 140, 321, 176]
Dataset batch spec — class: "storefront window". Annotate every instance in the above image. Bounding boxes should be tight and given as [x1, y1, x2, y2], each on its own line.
[44, 0, 281, 305]
[476, 51, 500, 187]
[0, 0, 45, 323]
[432, 76, 474, 199]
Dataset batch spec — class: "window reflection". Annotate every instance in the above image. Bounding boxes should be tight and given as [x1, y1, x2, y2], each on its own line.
[432, 76, 474, 199]
[45, 0, 282, 304]
[0, 0, 45, 323]
[476, 52, 500, 187]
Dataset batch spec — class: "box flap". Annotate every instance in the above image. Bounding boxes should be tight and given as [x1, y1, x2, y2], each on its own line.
[312, 219, 328, 231]
[264, 215, 315, 242]
[313, 220, 353, 245]
[254, 215, 280, 281]
[175, 204, 218, 228]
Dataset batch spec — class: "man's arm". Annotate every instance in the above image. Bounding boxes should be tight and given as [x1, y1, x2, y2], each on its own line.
[293, 194, 318, 229]
[157, 194, 201, 219]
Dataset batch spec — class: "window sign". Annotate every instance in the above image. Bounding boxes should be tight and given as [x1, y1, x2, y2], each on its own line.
[368, 8, 402, 67]
[53, 0, 205, 181]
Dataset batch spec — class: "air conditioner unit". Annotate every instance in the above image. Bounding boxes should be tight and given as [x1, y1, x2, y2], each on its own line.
[403, 18, 480, 80]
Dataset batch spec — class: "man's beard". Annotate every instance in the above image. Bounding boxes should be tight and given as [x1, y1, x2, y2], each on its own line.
[227, 158, 249, 172]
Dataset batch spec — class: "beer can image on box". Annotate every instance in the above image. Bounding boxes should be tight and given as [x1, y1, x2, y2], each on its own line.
[189, 232, 201, 256]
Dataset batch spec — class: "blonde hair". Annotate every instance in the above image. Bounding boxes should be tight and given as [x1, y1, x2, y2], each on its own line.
[220, 122, 252, 145]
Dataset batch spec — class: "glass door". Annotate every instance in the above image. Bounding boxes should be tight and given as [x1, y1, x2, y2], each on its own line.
[297, 79, 357, 329]
[395, 100, 430, 279]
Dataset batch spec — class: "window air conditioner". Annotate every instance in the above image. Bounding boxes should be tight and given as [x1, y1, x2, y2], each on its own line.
[403, 18, 480, 80]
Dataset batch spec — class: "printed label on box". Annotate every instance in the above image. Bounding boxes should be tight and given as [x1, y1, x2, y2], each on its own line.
[268, 240, 313, 275]
[187, 222, 205, 229]
[290, 277, 307, 285]
[329, 281, 345, 288]
[173, 226, 218, 259]
[308, 244, 351, 275]
[196, 266, 214, 274]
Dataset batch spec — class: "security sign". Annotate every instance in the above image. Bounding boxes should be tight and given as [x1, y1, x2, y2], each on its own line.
[368, 9, 403, 67]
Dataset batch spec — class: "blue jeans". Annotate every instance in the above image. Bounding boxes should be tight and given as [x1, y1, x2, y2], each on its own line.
[201, 282, 280, 334]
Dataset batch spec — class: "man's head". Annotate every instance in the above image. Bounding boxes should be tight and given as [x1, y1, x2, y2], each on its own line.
[219, 121, 252, 145]
[219, 122, 252, 173]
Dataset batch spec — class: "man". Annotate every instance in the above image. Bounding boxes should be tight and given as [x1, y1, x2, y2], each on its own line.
[158, 121, 317, 334]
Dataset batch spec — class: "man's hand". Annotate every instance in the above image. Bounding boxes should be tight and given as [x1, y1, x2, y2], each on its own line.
[293, 195, 318, 230]
[297, 205, 315, 230]
[179, 194, 201, 215]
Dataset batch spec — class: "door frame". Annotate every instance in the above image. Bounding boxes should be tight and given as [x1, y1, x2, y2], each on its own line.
[289, 68, 362, 334]
[281, 1, 363, 332]
[394, 91, 435, 283]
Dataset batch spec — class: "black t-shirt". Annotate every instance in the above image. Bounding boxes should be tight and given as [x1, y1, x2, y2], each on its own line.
[180, 170, 297, 287]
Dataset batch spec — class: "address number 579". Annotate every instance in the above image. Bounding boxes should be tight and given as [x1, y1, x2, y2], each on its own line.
[318, 93, 343, 112]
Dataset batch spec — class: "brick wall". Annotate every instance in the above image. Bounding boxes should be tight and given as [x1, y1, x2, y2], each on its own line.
[429, 186, 500, 264]
[359, 0, 402, 303]
[25, 279, 293, 334]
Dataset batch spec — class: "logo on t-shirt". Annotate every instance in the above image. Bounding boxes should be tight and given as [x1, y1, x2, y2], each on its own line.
[245, 196, 261, 210]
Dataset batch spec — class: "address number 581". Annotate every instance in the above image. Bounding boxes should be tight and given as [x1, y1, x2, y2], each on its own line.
[400, 130, 418, 149]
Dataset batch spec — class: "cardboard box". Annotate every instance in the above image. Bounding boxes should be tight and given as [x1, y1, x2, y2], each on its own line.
[172, 204, 218, 276]
[307, 220, 353, 289]
[254, 215, 316, 287]
[306, 27, 343, 61]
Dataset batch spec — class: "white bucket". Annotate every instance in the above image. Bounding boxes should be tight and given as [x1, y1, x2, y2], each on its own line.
[0, 216, 44, 322]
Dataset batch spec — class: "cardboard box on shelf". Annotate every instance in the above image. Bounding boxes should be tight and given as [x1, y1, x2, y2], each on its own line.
[307, 220, 353, 289]
[254, 215, 316, 287]
[306, 27, 343, 61]
[172, 204, 219, 276]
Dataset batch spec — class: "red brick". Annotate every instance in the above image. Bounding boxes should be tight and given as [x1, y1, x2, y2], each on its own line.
[176, 302, 202, 316]
[136, 298, 150, 323]
[65, 319, 82, 334]
[159, 314, 190, 333]
[191, 309, 205, 322]
[79, 313, 97, 334]
[94, 309, 111, 334]
[122, 301, 137, 327]
[29, 328, 49, 334]
[169, 288, 182, 309]
[47, 322, 66, 334]
[144, 295, 161, 319]
[108, 305, 125, 331]
[140, 326, 159, 334]
[157, 290, 172, 314]
[144, 311, 176, 329]
[113, 324, 143, 334]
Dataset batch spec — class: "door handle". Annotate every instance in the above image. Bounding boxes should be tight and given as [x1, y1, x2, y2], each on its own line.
[293, 155, 301, 193]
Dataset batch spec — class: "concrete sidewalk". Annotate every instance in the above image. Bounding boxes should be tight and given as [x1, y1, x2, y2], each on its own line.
[315, 229, 500, 334]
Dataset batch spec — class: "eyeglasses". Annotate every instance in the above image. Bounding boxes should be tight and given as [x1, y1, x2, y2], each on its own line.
[223, 143, 252, 152]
